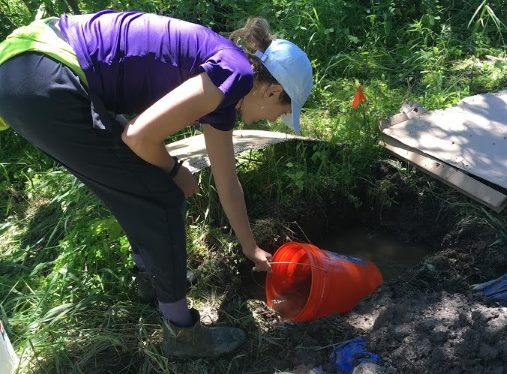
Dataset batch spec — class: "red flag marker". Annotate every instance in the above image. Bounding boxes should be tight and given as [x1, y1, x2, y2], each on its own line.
[351, 84, 366, 109]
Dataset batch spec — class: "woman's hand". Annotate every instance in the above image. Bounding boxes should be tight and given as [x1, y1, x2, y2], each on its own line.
[243, 245, 272, 272]
[173, 165, 199, 198]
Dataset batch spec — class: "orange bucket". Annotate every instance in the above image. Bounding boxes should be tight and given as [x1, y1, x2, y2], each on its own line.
[265, 242, 383, 322]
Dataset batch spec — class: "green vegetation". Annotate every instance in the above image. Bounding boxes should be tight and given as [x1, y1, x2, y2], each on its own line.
[1, 1, 506, 373]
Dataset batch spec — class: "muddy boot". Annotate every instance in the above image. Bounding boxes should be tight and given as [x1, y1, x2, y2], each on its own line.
[163, 308, 246, 358]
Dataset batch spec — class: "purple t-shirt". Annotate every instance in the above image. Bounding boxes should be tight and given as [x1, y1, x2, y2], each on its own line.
[59, 10, 253, 130]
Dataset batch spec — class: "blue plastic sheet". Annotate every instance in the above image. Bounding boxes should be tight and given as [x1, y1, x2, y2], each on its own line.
[330, 336, 381, 374]
[472, 273, 507, 303]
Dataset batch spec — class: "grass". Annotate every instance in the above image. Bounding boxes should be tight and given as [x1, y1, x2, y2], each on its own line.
[1, 0, 507, 373]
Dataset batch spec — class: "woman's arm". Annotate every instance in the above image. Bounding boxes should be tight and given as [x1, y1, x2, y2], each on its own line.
[203, 124, 272, 271]
[121, 72, 223, 173]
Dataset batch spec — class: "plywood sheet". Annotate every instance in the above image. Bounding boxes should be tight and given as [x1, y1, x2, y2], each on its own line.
[381, 134, 507, 212]
[166, 130, 308, 174]
[382, 91, 507, 189]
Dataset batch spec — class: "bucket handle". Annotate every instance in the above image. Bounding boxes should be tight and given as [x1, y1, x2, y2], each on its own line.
[252, 261, 328, 272]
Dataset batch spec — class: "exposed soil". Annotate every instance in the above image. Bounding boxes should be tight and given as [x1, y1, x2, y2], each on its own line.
[241, 159, 507, 374]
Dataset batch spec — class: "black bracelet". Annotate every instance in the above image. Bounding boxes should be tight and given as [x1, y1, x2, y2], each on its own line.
[168, 156, 182, 178]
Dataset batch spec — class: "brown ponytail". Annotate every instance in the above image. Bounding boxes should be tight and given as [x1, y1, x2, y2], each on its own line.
[229, 17, 273, 53]
[230, 17, 291, 104]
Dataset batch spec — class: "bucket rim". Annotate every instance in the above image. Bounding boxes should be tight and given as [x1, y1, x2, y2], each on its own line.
[266, 242, 326, 321]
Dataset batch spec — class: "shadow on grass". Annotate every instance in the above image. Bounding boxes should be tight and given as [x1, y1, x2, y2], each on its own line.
[18, 200, 65, 270]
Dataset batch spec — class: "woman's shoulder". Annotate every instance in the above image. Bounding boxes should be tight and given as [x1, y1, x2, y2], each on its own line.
[211, 46, 250, 67]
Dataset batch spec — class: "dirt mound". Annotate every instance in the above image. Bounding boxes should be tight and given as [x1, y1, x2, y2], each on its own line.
[333, 192, 507, 373]
[365, 292, 506, 373]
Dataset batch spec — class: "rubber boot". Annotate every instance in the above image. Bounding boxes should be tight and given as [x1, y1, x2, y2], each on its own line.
[163, 309, 246, 358]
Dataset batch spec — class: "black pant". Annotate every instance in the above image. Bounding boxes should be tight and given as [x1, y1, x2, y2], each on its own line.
[0, 53, 187, 302]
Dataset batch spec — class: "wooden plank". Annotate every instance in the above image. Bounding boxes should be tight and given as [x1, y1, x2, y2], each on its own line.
[382, 92, 507, 189]
[166, 129, 309, 174]
[380, 133, 507, 212]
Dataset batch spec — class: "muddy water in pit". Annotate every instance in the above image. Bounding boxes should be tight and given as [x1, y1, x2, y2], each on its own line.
[315, 226, 433, 281]
[245, 226, 432, 313]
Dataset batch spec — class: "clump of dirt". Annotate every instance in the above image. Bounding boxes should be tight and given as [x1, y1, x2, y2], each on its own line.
[349, 224, 507, 374]
[366, 293, 506, 373]
[243, 160, 507, 374]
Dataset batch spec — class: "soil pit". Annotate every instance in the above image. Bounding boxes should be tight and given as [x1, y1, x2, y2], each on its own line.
[241, 162, 507, 374]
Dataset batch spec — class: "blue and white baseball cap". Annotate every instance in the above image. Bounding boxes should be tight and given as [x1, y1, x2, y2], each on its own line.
[254, 39, 313, 134]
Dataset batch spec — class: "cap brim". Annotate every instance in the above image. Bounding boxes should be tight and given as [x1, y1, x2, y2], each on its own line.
[281, 102, 302, 134]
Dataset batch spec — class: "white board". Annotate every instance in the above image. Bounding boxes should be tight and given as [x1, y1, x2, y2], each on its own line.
[381, 134, 507, 212]
[382, 92, 507, 189]
[0, 321, 18, 374]
[166, 129, 308, 174]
